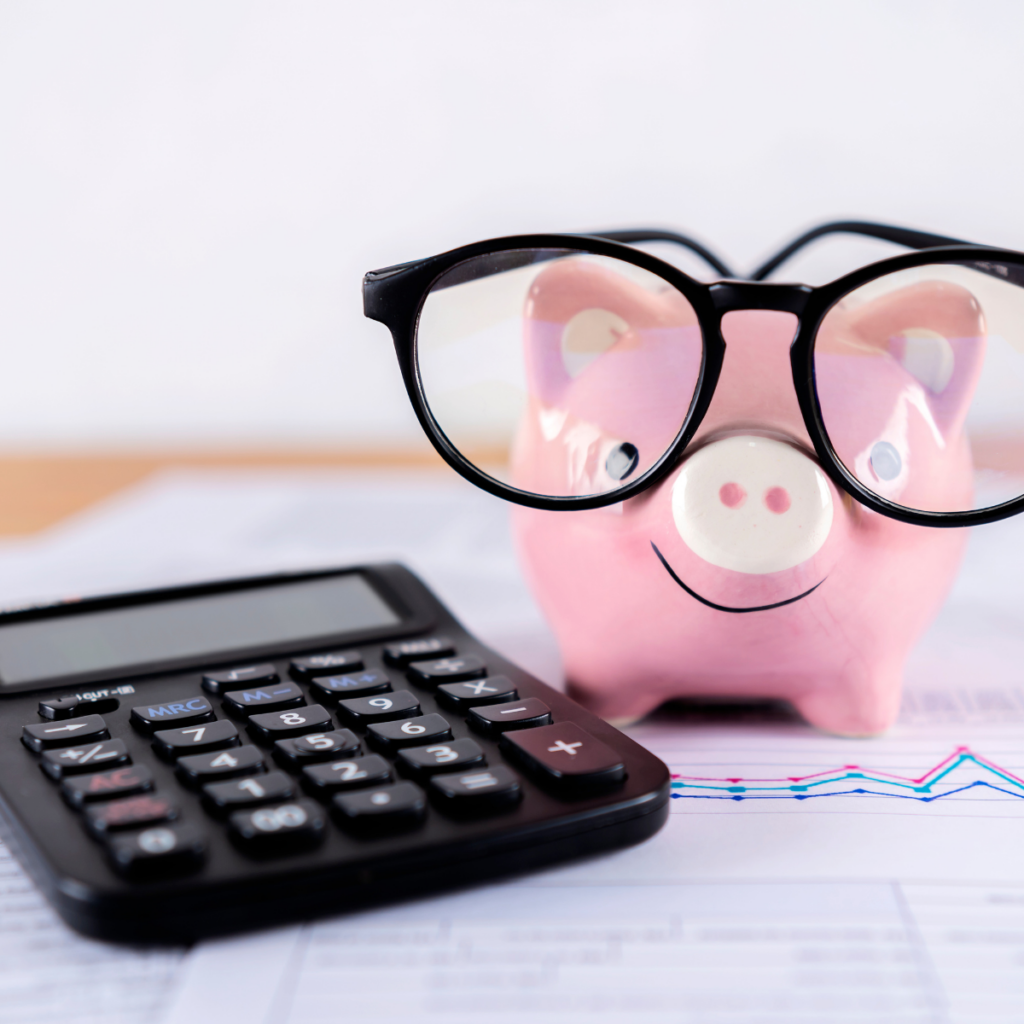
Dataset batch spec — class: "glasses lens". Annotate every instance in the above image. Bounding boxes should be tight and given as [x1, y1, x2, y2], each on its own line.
[416, 248, 703, 499]
[814, 259, 1024, 514]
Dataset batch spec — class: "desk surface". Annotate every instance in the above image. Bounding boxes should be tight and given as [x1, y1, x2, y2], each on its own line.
[0, 450, 448, 535]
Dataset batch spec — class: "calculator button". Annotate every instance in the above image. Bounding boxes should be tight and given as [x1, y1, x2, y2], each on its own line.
[22, 715, 110, 752]
[107, 824, 205, 876]
[407, 655, 487, 688]
[429, 765, 522, 815]
[152, 719, 241, 761]
[274, 730, 361, 769]
[222, 682, 306, 718]
[228, 800, 325, 852]
[37, 696, 81, 720]
[333, 781, 426, 831]
[290, 650, 364, 680]
[38, 695, 120, 720]
[176, 745, 266, 788]
[467, 698, 553, 738]
[336, 690, 420, 728]
[366, 714, 452, 756]
[309, 669, 392, 703]
[396, 738, 486, 781]
[41, 739, 130, 780]
[85, 794, 178, 838]
[500, 723, 626, 788]
[383, 636, 455, 667]
[62, 764, 154, 809]
[302, 754, 392, 795]
[130, 697, 215, 734]
[202, 771, 295, 816]
[247, 705, 333, 743]
[436, 675, 519, 712]
[202, 663, 279, 695]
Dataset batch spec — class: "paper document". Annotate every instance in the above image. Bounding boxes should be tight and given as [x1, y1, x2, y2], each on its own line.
[0, 469, 1022, 1023]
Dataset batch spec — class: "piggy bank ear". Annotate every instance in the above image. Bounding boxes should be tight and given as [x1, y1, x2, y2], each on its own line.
[522, 258, 700, 420]
[825, 280, 986, 439]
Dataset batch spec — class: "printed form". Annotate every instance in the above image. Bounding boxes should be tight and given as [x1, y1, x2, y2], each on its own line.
[0, 470, 1022, 1024]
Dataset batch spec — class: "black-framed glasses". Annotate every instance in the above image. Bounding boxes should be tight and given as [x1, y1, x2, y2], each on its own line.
[363, 221, 1024, 528]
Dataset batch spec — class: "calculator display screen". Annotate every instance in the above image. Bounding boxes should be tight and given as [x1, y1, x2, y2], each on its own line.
[0, 574, 401, 688]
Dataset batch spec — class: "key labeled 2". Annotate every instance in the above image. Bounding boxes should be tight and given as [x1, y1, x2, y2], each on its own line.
[302, 754, 392, 795]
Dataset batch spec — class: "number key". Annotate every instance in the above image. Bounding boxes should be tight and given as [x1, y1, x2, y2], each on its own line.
[274, 730, 361, 770]
[247, 704, 332, 743]
[229, 800, 325, 852]
[176, 745, 266, 788]
[107, 824, 206, 877]
[396, 738, 486, 781]
[152, 719, 241, 761]
[302, 754, 391, 796]
[366, 714, 452, 756]
[202, 771, 294, 816]
[336, 690, 420, 729]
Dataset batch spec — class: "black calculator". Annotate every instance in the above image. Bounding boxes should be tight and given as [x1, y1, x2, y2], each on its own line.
[0, 563, 670, 941]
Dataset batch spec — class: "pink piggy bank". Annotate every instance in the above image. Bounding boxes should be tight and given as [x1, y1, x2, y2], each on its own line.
[365, 224, 1024, 737]
[509, 261, 983, 736]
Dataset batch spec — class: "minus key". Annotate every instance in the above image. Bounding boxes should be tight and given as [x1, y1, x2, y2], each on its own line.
[467, 698, 551, 738]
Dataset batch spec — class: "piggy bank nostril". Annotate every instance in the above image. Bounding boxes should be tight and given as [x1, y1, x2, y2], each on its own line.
[764, 487, 791, 514]
[718, 482, 747, 509]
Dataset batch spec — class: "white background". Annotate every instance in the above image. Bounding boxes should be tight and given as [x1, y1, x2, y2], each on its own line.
[2, 0, 1024, 450]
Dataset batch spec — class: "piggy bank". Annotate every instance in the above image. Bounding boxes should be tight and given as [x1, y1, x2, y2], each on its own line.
[508, 260, 982, 735]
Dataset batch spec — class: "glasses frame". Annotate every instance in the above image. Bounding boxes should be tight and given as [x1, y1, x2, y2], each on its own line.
[363, 224, 1024, 528]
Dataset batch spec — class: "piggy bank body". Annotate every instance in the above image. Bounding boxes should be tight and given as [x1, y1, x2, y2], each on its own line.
[510, 262, 980, 735]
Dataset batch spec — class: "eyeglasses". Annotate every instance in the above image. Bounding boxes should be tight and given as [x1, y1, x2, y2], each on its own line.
[363, 221, 1024, 528]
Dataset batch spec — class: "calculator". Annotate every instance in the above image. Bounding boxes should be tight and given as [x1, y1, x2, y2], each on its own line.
[0, 563, 670, 941]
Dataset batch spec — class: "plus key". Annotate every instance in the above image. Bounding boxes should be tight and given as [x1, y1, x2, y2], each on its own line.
[500, 723, 626, 789]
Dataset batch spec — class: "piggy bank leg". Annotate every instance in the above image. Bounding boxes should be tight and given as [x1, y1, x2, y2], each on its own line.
[791, 662, 903, 737]
[564, 679, 667, 727]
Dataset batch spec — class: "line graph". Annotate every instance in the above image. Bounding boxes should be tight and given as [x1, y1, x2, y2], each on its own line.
[670, 746, 1024, 803]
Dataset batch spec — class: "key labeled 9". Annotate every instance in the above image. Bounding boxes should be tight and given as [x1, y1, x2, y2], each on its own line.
[337, 689, 421, 727]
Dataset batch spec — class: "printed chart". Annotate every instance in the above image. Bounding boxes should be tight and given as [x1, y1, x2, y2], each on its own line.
[671, 745, 1024, 804]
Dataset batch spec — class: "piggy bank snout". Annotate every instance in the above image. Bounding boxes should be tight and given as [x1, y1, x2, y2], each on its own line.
[670, 435, 834, 574]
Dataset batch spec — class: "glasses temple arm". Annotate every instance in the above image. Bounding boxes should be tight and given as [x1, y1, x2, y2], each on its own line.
[591, 229, 735, 278]
[749, 221, 974, 281]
